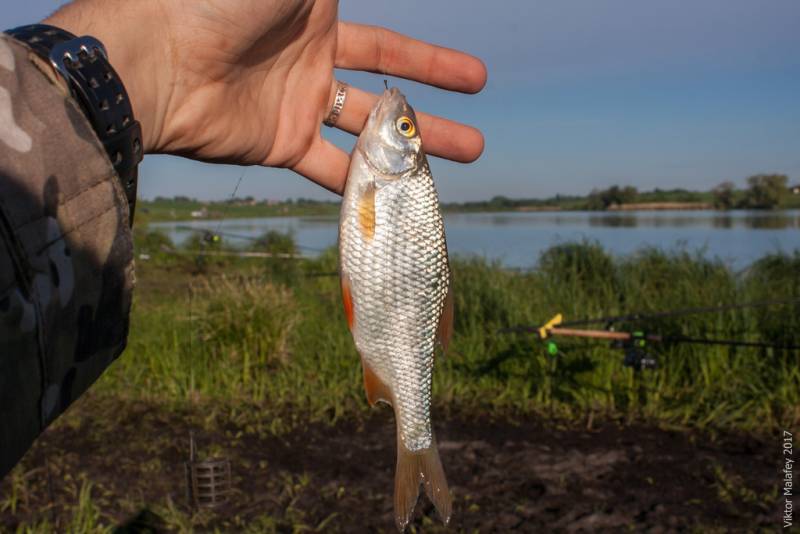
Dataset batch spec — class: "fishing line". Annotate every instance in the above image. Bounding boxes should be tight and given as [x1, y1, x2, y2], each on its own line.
[211, 167, 248, 239]
[658, 335, 800, 351]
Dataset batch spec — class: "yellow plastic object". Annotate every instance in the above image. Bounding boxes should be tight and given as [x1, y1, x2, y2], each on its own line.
[538, 313, 563, 339]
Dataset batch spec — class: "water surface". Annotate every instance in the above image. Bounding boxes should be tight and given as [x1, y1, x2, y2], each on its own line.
[150, 210, 800, 269]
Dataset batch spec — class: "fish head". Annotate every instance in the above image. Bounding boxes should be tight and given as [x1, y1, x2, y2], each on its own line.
[357, 87, 422, 178]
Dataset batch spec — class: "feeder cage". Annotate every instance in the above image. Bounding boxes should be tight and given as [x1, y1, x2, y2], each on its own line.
[184, 432, 232, 509]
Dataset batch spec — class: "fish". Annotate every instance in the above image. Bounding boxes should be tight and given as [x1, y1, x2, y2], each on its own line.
[338, 87, 454, 530]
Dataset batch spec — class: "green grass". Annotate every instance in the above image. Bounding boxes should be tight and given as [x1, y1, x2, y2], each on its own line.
[95, 231, 800, 432]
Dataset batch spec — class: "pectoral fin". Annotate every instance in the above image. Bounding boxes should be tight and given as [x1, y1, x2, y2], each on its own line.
[340, 275, 354, 330]
[358, 183, 376, 241]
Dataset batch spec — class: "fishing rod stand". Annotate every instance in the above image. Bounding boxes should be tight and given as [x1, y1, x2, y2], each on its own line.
[615, 333, 658, 371]
[539, 314, 658, 370]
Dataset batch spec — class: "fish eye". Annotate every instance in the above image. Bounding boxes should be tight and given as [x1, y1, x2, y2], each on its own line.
[395, 116, 416, 138]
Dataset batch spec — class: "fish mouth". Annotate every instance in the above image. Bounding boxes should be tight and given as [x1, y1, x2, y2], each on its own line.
[364, 88, 404, 131]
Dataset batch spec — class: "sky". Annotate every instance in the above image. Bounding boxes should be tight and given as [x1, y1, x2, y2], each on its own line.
[4, 1, 799, 202]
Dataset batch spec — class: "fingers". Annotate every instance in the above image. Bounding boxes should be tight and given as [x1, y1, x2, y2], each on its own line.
[291, 137, 351, 195]
[337, 23, 487, 94]
[330, 82, 484, 163]
[303, 24, 487, 193]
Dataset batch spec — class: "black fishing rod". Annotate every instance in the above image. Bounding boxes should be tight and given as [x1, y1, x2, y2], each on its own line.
[174, 225, 325, 252]
[557, 297, 800, 328]
[522, 311, 800, 350]
[660, 335, 800, 350]
[503, 305, 800, 371]
[502, 297, 800, 336]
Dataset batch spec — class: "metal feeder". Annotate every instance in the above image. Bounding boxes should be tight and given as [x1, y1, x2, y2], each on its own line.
[184, 432, 232, 509]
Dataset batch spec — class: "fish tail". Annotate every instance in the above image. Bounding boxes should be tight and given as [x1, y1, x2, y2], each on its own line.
[394, 435, 452, 531]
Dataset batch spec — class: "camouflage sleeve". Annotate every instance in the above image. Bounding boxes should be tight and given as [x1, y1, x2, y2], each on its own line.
[0, 34, 134, 477]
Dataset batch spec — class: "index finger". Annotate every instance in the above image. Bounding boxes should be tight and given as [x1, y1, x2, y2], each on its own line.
[336, 22, 487, 94]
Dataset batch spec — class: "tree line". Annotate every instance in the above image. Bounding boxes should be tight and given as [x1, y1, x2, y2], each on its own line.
[148, 174, 796, 213]
[586, 173, 794, 210]
[712, 174, 792, 210]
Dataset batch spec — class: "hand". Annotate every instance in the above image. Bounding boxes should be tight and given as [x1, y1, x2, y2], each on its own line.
[45, 0, 487, 193]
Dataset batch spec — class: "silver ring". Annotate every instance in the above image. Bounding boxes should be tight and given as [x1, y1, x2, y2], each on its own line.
[324, 81, 348, 127]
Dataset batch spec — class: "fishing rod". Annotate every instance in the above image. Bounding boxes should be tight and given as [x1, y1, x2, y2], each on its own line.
[555, 297, 800, 329]
[174, 226, 324, 252]
[535, 313, 800, 348]
[157, 245, 339, 276]
[506, 306, 800, 371]
[164, 248, 306, 260]
[502, 297, 800, 335]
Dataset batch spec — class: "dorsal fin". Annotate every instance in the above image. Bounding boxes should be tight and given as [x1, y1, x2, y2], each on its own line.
[436, 285, 454, 354]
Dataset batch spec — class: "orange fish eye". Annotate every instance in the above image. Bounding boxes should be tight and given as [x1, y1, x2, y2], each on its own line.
[396, 116, 416, 138]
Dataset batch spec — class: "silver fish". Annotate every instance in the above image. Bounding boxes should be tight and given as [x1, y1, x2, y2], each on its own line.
[339, 88, 454, 530]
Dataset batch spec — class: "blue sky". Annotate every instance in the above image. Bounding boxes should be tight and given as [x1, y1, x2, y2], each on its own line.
[4, 1, 799, 201]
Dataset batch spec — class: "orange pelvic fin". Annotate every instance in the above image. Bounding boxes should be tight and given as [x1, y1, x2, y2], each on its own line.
[358, 182, 376, 240]
[394, 437, 452, 531]
[436, 285, 454, 355]
[340, 275, 354, 330]
[361, 359, 392, 407]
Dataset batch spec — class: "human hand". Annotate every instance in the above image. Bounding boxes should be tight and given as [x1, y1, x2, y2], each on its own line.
[45, 0, 487, 193]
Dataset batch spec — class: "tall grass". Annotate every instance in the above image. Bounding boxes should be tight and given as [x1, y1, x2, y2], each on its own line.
[103, 233, 800, 432]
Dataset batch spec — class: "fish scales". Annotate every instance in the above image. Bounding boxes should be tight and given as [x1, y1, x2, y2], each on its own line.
[338, 88, 453, 530]
[343, 163, 448, 449]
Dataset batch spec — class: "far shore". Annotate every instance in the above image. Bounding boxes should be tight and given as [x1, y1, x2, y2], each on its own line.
[139, 203, 800, 224]
[605, 201, 713, 211]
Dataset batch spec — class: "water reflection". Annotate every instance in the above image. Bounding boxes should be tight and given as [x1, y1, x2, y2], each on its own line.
[747, 215, 798, 229]
[588, 215, 638, 228]
[712, 216, 733, 229]
[449, 210, 800, 230]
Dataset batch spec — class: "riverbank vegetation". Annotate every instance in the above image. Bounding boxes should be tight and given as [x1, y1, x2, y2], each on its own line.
[118, 231, 800, 430]
[2, 231, 797, 531]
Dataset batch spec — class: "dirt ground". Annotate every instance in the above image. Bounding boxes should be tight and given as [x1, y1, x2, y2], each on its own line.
[0, 397, 784, 533]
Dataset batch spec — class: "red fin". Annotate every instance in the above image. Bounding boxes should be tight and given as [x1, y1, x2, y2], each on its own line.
[361, 358, 392, 407]
[394, 436, 452, 531]
[340, 275, 354, 330]
[436, 284, 454, 355]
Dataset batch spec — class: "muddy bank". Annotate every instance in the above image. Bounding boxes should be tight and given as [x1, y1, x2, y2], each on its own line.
[0, 398, 784, 532]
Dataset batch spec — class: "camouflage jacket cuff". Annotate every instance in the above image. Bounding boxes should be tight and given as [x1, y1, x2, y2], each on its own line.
[0, 34, 135, 478]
